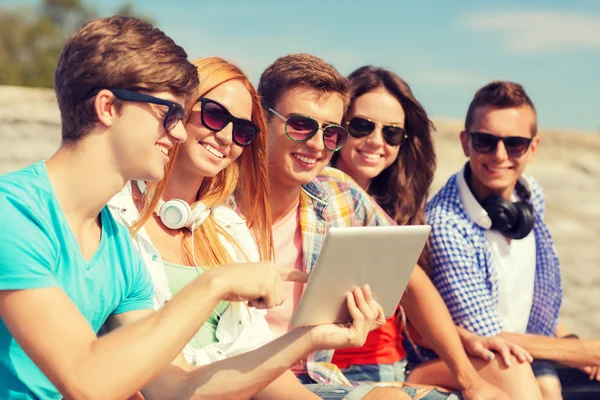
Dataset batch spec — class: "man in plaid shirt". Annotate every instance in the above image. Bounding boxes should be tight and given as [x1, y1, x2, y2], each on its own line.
[257, 53, 526, 400]
[426, 81, 600, 399]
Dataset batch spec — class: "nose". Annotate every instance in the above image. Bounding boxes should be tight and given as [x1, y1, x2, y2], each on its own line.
[305, 128, 325, 151]
[365, 126, 385, 146]
[214, 122, 234, 146]
[493, 139, 509, 161]
[169, 120, 187, 143]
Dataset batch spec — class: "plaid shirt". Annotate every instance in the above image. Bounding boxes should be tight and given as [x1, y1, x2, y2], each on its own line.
[425, 171, 562, 340]
[299, 167, 393, 385]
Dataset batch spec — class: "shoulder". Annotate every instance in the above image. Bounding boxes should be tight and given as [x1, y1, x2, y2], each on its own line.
[427, 175, 478, 243]
[313, 167, 370, 202]
[427, 174, 463, 223]
[0, 163, 57, 235]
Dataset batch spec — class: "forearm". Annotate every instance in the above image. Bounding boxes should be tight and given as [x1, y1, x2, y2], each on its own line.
[401, 266, 481, 391]
[173, 327, 316, 400]
[499, 332, 600, 366]
[80, 273, 223, 399]
[252, 369, 319, 400]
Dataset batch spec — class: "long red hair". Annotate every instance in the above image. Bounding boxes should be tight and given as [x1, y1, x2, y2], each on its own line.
[131, 57, 273, 266]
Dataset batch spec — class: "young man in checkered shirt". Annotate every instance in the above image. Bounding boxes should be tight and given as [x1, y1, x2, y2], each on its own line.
[426, 81, 600, 399]
[256, 54, 543, 400]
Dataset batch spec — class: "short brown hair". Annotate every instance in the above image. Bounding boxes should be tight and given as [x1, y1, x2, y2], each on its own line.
[258, 53, 350, 114]
[465, 81, 537, 135]
[55, 16, 198, 142]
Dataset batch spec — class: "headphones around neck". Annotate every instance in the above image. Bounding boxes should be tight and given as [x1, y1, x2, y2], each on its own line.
[136, 181, 211, 232]
[464, 164, 535, 240]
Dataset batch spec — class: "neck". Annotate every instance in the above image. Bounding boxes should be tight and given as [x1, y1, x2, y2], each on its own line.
[45, 140, 128, 230]
[163, 160, 205, 205]
[333, 159, 371, 190]
[269, 174, 301, 224]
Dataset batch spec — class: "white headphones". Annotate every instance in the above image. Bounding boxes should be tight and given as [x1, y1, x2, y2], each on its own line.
[136, 181, 211, 232]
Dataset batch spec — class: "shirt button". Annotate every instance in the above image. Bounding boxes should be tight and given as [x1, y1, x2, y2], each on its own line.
[152, 255, 158, 261]
[121, 208, 127, 213]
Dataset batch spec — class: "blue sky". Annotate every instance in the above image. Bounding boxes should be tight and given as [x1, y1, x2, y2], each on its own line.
[4, 0, 600, 132]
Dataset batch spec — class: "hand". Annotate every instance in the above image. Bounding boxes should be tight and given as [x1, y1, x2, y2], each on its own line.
[462, 379, 511, 400]
[208, 262, 309, 309]
[308, 285, 385, 350]
[588, 366, 600, 381]
[461, 331, 533, 367]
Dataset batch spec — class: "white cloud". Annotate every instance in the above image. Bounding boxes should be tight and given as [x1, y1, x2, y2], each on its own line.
[461, 11, 600, 53]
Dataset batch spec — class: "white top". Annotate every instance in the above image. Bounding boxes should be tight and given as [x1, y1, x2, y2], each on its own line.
[108, 182, 272, 365]
[457, 168, 537, 333]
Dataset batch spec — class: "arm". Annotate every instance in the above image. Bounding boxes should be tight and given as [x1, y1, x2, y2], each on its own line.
[498, 332, 600, 367]
[252, 370, 319, 400]
[401, 265, 489, 392]
[141, 286, 383, 400]
[0, 262, 300, 400]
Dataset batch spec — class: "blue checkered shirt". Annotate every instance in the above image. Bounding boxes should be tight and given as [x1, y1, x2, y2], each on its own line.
[425, 171, 562, 341]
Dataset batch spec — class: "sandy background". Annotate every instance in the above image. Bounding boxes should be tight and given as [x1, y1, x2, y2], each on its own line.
[1, 85, 598, 338]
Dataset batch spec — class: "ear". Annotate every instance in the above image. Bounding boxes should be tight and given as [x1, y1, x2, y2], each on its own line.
[93, 89, 118, 128]
[459, 130, 470, 157]
[527, 135, 541, 162]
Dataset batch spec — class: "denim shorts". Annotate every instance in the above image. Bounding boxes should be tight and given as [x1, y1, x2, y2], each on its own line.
[531, 359, 600, 400]
[298, 374, 378, 400]
[340, 359, 409, 382]
[298, 363, 461, 400]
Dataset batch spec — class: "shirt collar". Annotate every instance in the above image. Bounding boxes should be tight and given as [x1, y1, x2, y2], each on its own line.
[456, 166, 493, 229]
[107, 181, 140, 227]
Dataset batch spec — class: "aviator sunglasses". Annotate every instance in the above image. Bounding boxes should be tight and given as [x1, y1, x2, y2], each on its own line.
[198, 97, 260, 147]
[269, 108, 348, 152]
[86, 88, 185, 131]
[346, 116, 408, 147]
[469, 132, 533, 158]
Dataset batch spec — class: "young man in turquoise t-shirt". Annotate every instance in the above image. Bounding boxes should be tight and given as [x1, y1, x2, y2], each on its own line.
[0, 17, 385, 400]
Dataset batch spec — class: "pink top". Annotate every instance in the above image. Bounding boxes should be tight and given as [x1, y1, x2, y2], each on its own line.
[266, 205, 306, 374]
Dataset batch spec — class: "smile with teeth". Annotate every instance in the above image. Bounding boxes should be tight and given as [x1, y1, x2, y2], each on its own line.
[358, 150, 382, 160]
[202, 143, 225, 159]
[155, 144, 169, 156]
[293, 153, 318, 164]
[485, 165, 511, 172]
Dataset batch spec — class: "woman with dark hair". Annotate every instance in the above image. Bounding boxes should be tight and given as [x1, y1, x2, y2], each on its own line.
[329, 66, 542, 399]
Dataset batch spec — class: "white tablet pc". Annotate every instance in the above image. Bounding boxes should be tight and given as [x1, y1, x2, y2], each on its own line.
[290, 225, 431, 327]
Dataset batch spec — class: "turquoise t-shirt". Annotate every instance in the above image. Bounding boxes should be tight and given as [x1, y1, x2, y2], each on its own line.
[0, 162, 155, 399]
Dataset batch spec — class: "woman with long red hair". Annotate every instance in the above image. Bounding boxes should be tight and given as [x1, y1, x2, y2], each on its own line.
[108, 57, 359, 399]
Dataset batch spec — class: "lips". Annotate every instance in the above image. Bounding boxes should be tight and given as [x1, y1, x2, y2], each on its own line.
[201, 142, 225, 159]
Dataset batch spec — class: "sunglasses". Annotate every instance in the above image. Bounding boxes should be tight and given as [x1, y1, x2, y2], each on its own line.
[269, 108, 348, 152]
[347, 116, 408, 147]
[86, 88, 185, 131]
[469, 132, 532, 158]
[198, 97, 260, 147]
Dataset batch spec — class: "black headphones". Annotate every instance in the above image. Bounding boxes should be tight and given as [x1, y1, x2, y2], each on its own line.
[464, 163, 535, 240]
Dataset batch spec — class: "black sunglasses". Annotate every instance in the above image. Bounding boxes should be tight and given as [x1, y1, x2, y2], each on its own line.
[469, 132, 532, 158]
[347, 116, 408, 147]
[197, 97, 260, 147]
[269, 108, 348, 152]
[86, 88, 185, 131]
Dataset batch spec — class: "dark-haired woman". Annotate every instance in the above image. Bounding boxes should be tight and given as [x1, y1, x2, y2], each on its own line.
[328, 66, 542, 400]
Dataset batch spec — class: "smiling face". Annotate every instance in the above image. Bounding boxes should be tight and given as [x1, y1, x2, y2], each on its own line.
[267, 86, 345, 189]
[175, 79, 251, 179]
[461, 105, 540, 200]
[109, 90, 187, 182]
[334, 87, 405, 189]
